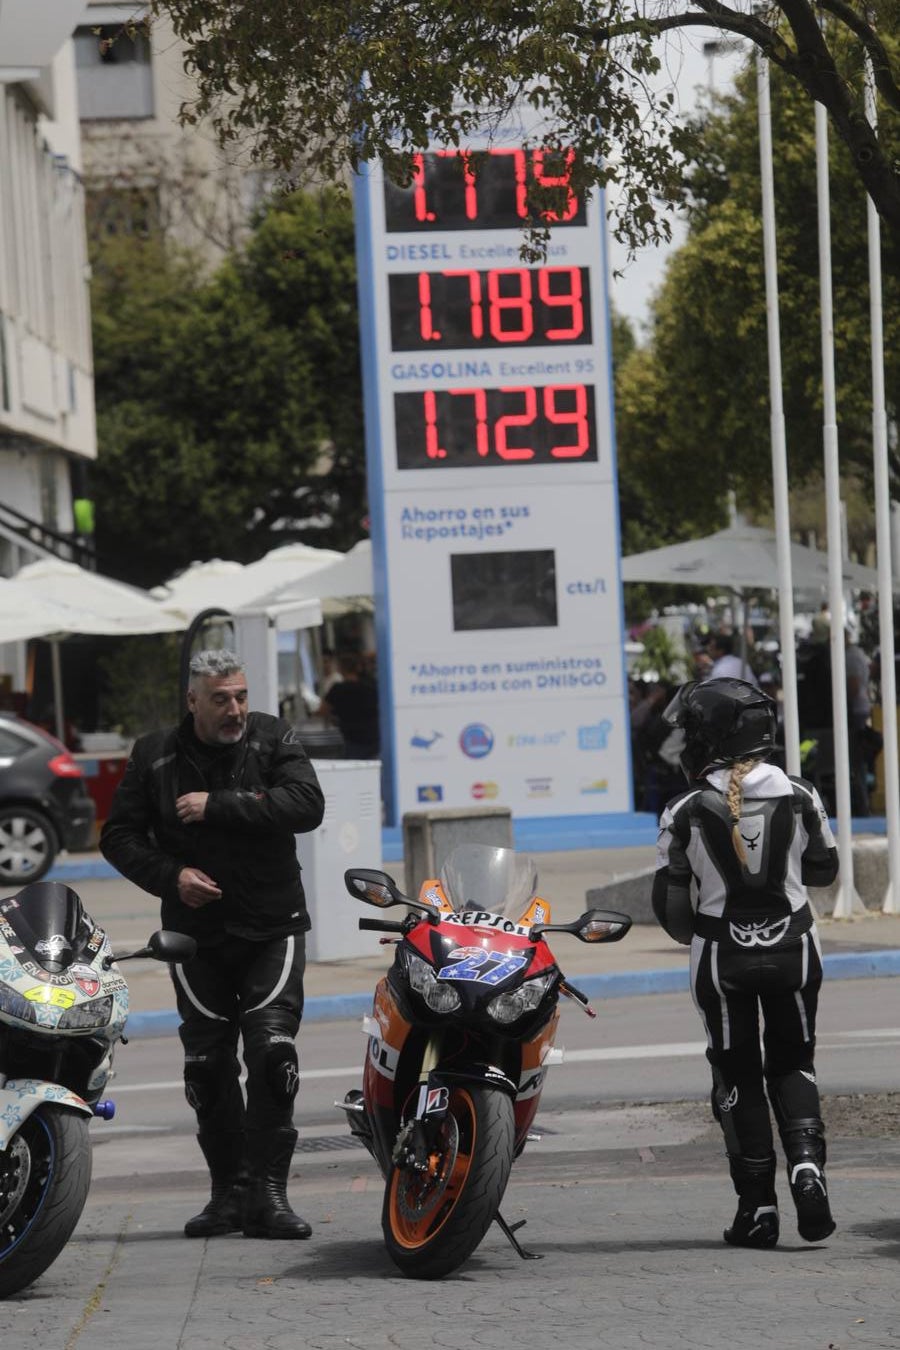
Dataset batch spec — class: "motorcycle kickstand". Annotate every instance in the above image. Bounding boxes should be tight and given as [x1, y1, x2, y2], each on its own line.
[494, 1212, 543, 1261]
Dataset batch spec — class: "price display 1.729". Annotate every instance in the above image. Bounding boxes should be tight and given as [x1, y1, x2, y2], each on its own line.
[394, 384, 597, 468]
[388, 266, 592, 351]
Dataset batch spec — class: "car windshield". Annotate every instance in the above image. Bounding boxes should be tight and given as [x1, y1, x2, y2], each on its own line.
[438, 844, 539, 920]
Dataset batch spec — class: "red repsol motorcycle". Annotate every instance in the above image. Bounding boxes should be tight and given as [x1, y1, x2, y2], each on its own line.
[338, 842, 631, 1279]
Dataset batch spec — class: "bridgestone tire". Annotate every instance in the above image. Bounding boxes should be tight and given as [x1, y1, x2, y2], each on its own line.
[0, 1106, 92, 1298]
[382, 1085, 515, 1279]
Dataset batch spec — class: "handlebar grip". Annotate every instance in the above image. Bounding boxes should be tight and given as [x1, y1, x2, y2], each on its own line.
[358, 917, 407, 934]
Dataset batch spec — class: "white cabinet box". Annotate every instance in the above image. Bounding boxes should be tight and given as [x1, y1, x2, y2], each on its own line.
[299, 759, 382, 961]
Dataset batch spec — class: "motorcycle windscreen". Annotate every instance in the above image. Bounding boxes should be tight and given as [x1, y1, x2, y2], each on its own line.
[438, 843, 539, 920]
[1, 880, 94, 971]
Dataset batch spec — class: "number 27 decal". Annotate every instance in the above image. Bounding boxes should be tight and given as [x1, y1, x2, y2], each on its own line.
[437, 946, 528, 985]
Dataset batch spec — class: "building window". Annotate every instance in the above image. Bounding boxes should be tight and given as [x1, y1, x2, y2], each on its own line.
[74, 24, 154, 121]
[86, 184, 162, 239]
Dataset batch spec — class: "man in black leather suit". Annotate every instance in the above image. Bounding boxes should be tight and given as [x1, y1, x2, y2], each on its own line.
[100, 649, 324, 1240]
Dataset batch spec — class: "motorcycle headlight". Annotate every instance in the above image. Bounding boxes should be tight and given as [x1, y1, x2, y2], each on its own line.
[0, 985, 36, 1023]
[57, 996, 114, 1031]
[488, 973, 554, 1025]
[407, 952, 461, 1014]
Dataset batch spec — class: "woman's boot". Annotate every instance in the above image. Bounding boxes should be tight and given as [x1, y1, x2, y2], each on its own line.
[781, 1118, 835, 1242]
[723, 1153, 780, 1248]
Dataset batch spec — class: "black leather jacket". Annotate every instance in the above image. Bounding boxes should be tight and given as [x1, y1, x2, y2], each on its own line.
[100, 713, 325, 943]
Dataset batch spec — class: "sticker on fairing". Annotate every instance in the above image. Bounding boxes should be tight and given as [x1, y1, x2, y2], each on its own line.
[437, 947, 529, 985]
[23, 986, 76, 1008]
[368, 1035, 401, 1081]
[441, 910, 532, 937]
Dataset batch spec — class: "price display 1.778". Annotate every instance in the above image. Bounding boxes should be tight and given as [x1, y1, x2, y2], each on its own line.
[388, 266, 592, 351]
[394, 384, 598, 468]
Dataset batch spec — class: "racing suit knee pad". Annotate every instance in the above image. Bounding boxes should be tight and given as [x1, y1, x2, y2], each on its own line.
[262, 1034, 300, 1108]
[183, 1045, 242, 1122]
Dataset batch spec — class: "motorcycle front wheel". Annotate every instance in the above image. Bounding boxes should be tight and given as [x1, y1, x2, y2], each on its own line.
[382, 1084, 514, 1279]
[0, 1105, 92, 1298]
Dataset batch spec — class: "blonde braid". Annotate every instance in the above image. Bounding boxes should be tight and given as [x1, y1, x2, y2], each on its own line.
[726, 759, 758, 864]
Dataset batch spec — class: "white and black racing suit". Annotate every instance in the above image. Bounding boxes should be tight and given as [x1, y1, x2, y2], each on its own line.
[652, 762, 838, 1216]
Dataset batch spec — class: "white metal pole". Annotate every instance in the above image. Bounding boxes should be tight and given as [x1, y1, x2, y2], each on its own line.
[816, 101, 863, 916]
[863, 58, 900, 913]
[757, 56, 800, 775]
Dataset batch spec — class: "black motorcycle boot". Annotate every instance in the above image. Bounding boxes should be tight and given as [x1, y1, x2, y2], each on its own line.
[723, 1154, 780, 1249]
[242, 1127, 312, 1240]
[184, 1131, 247, 1238]
[781, 1118, 836, 1243]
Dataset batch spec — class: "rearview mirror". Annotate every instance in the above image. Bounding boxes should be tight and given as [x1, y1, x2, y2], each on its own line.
[344, 867, 405, 908]
[108, 929, 198, 968]
[530, 909, 632, 944]
[344, 868, 440, 923]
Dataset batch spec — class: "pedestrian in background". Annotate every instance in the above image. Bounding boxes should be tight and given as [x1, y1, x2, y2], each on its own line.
[651, 677, 839, 1249]
[100, 650, 325, 1240]
[319, 651, 380, 758]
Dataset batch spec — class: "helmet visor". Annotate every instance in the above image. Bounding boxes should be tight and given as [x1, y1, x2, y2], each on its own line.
[662, 682, 698, 728]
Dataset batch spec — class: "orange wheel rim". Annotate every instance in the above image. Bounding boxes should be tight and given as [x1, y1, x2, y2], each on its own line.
[388, 1087, 476, 1249]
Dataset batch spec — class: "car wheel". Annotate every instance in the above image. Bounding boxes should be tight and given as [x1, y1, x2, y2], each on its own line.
[0, 807, 58, 885]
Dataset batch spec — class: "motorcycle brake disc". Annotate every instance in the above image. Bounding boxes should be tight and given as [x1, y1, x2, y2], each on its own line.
[0, 1136, 31, 1226]
[394, 1114, 460, 1221]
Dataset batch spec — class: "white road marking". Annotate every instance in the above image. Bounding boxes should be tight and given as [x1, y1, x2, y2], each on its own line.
[110, 1029, 900, 1093]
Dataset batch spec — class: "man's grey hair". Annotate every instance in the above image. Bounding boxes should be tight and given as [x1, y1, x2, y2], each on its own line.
[188, 650, 245, 685]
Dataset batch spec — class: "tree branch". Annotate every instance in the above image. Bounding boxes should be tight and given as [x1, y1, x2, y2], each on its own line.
[816, 0, 900, 111]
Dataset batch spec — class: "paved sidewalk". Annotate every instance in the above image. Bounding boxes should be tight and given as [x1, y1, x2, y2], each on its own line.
[36, 844, 900, 1035]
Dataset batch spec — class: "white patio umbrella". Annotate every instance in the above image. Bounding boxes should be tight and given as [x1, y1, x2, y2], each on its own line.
[256, 539, 374, 613]
[621, 523, 881, 592]
[156, 543, 344, 622]
[0, 575, 102, 644]
[12, 559, 184, 742]
[15, 558, 186, 636]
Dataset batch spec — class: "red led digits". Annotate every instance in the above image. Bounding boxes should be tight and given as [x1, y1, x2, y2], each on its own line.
[440, 270, 484, 340]
[451, 388, 490, 456]
[487, 271, 534, 343]
[546, 384, 589, 458]
[396, 384, 596, 467]
[539, 269, 583, 341]
[495, 387, 538, 460]
[531, 149, 579, 222]
[400, 267, 588, 348]
[393, 147, 581, 230]
[422, 390, 444, 458]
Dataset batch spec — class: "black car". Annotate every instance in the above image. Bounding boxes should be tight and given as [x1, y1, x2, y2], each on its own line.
[0, 714, 96, 886]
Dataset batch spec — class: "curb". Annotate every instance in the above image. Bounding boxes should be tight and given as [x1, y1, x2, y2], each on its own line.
[121, 947, 900, 1039]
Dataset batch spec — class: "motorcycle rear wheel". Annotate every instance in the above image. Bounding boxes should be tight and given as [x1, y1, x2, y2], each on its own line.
[0, 1106, 92, 1298]
[382, 1084, 514, 1279]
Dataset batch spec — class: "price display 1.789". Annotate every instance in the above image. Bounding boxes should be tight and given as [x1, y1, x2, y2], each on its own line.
[388, 266, 592, 351]
[394, 384, 597, 468]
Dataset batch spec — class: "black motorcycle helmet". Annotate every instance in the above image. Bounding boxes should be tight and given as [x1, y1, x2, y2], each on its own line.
[662, 677, 778, 781]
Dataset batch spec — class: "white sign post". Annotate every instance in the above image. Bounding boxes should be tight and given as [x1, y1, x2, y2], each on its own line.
[355, 119, 631, 828]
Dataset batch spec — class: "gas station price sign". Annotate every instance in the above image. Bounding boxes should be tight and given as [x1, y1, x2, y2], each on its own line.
[355, 124, 630, 825]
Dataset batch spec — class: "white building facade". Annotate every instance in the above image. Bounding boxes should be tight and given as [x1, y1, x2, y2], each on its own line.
[0, 0, 97, 693]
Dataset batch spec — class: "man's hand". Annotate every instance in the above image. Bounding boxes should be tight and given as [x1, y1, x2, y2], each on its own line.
[176, 792, 210, 824]
[177, 867, 222, 908]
